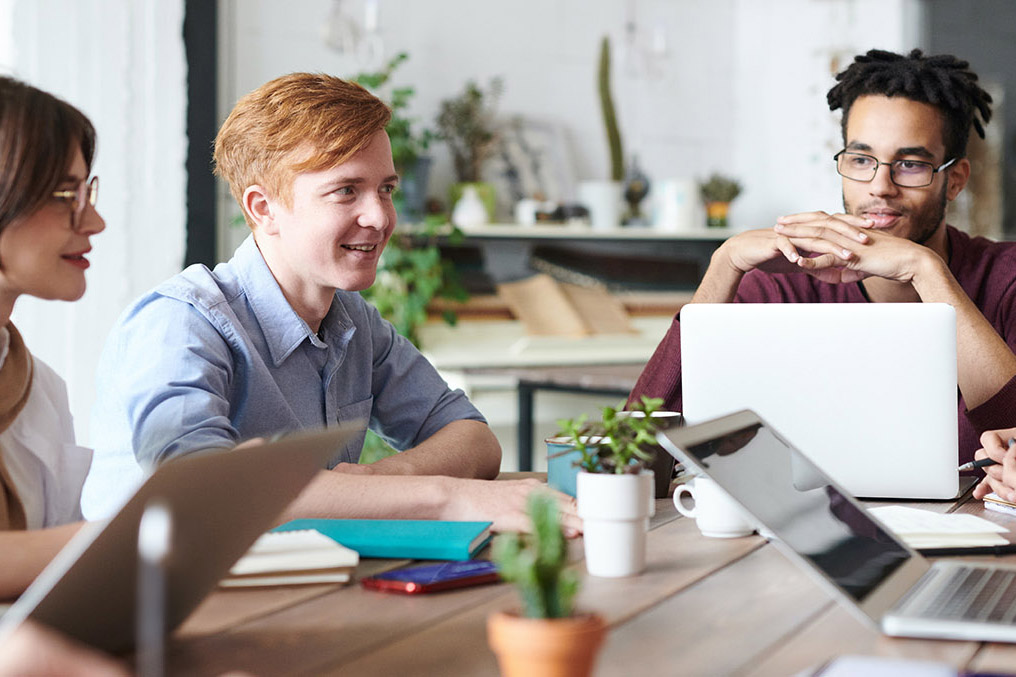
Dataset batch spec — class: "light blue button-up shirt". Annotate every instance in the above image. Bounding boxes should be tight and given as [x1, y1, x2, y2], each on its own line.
[81, 235, 484, 519]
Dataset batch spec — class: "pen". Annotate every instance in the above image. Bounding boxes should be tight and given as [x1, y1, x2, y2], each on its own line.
[918, 543, 1016, 557]
[957, 437, 1016, 472]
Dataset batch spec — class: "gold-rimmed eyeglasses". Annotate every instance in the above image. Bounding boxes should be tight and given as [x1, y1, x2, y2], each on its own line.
[51, 176, 99, 232]
[833, 151, 955, 188]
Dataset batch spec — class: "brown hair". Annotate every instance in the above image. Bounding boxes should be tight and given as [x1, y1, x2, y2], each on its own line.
[0, 76, 96, 235]
[214, 72, 391, 225]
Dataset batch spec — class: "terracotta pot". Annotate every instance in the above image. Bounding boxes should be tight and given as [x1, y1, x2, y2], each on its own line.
[487, 611, 607, 677]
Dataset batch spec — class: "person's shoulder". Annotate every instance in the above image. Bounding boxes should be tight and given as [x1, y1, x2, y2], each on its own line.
[154, 261, 242, 309]
[26, 351, 67, 403]
[948, 226, 1016, 271]
[108, 264, 244, 348]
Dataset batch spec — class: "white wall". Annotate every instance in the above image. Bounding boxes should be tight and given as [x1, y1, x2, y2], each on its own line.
[730, 0, 926, 229]
[1, 0, 188, 446]
[219, 0, 924, 245]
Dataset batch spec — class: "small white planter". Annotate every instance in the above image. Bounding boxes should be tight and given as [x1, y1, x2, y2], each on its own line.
[577, 180, 623, 230]
[576, 470, 653, 578]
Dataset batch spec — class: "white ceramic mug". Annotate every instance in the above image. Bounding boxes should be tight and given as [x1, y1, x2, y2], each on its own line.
[674, 477, 754, 538]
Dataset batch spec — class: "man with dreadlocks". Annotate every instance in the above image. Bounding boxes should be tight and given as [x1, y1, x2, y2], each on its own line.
[631, 48, 1016, 469]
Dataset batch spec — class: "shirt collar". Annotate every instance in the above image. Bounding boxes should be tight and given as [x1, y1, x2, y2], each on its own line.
[232, 235, 321, 367]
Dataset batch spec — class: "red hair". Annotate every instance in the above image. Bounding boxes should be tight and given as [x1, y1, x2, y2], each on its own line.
[214, 72, 391, 226]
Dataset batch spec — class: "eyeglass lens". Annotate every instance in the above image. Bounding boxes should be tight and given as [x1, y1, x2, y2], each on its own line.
[836, 152, 936, 188]
[72, 176, 99, 231]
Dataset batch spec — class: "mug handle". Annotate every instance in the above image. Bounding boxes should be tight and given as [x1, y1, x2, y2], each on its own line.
[673, 483, 698, 518]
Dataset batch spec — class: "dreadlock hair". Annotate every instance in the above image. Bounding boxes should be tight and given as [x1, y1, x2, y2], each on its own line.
[827, 49, 992, 161]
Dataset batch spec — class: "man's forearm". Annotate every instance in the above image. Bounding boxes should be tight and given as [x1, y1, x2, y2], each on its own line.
[362, 420, 501, 479]
[279, 472, 452, 522]
[691, 247, 746, 304]
[912, 256, 1016, 409]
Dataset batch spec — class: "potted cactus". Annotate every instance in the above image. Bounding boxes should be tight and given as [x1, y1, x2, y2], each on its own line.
[579, 35, 625, 230]
[487, 493, 606, 677]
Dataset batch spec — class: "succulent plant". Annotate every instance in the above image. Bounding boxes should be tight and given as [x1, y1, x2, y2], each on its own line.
[699, 173, 743, 203]
[491, 492, 580, 619]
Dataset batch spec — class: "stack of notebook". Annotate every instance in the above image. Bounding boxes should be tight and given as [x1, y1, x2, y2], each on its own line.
[983, 492, 1016, 518]
[221, 529, 360, 587]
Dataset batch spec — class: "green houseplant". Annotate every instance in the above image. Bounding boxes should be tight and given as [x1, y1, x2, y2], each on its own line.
[699, 173, 743, 228]
[487, 493, 606, 677]
[359, 217, 468, 348]
[555, 396, 667, 475]
[354, 52, 434, 222]
[436, 78, 503, 222]
[553, 396, 671, 578]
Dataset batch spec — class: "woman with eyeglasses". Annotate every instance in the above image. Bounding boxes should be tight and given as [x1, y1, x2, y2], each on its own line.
[0, 75, 104, 599]
[0, 76, 131, 676]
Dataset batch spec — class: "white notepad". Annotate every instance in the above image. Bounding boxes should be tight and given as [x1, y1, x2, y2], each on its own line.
[867, 506, 1008, 549]
[222, 530, 359, 587]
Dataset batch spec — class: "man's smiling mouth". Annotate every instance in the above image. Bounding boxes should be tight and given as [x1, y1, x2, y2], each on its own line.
[342, 244, 377, 252]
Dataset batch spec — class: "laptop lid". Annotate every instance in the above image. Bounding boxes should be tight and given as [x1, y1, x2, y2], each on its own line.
[657, 410, 932, 629]
[0, 423, 361, 654]
[680, 303, 958, 499]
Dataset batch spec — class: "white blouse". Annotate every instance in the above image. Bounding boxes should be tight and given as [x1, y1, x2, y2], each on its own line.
[0, 327, 91, 528]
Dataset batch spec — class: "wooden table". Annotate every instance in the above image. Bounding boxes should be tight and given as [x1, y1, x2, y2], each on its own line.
[165, 489, 1016, 676]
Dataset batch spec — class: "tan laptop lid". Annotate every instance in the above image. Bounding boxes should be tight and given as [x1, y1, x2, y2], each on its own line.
[0, 424, 361, 653]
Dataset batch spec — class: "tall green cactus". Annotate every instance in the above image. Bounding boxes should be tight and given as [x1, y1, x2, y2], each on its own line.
[598, 36, 624, 182]
[492, 493, 580, 619]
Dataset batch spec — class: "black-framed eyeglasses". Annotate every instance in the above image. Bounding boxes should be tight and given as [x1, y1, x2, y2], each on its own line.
[833, 151, 955, 188]
[51, 175, 99, 232]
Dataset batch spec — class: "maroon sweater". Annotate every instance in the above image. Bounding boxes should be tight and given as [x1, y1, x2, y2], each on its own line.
[630, 226, 1016, 465]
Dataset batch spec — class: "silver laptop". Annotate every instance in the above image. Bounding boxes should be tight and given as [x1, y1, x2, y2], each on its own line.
[680, 303, 960, 499]
[0, 423, 361, 654]
[659, 410, 1016, 643]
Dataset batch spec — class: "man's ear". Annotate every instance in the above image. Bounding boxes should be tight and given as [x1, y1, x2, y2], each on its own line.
[242, 185, 277, 235]
[946, 157, 971, 202]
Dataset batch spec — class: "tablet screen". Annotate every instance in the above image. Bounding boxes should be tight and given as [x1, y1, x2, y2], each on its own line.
[680, 422, 910, 602]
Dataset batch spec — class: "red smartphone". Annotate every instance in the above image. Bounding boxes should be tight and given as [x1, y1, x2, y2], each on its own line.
[360, 560, 500, 594]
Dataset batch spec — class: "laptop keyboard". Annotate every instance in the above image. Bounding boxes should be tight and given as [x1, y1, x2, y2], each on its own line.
[910, 565, 1016, 623]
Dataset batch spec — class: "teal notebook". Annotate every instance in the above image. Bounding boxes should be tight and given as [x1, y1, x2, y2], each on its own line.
[272, 519, 493, 561]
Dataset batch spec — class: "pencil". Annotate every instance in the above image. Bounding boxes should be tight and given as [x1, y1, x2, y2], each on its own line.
[958, 437, 1016, 472]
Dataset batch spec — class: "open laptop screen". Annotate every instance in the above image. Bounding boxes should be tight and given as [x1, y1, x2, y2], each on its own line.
[679, 420, 911, 601]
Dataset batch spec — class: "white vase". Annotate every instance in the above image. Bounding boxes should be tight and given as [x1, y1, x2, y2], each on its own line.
[576, 470, 653, 578]
[451, 184, 489, 228]
[577, 180, 622, 231]
[653, 178, 699, 233]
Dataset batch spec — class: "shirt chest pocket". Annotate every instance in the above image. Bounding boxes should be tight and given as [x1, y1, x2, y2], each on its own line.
[330, 397, 373, 467]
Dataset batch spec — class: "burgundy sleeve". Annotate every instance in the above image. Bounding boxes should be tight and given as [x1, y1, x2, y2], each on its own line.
[628, 315, 683, 412]
[955, 242, 1016, 464]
